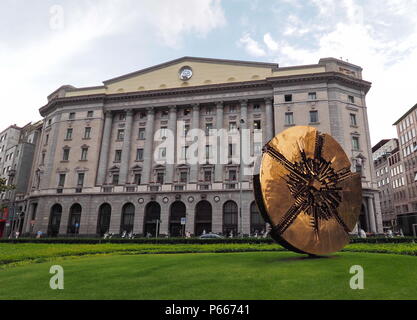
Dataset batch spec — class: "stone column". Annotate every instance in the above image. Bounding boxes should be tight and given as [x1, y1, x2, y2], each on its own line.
[190, 104, 200, 183]
[97, 111, 113, 185]
[367, 196, 377, 233]
[119, 109, 134, 185]
[166, 106, 177, 184]
[264, 98, 274, 144]
[215, 101, 224, 182]
[240, 100, 248, 181]
[142, 108, 155, 185]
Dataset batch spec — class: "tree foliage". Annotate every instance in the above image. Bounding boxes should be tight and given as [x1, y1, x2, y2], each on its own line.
[0, 178, 15, 193]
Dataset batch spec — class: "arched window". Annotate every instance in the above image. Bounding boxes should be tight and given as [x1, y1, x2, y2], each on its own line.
[195, 201, 212, 236]
[250, 202, 265, 235]
[97, 203, 111, 236]
[223, 201, 238, 236]
[120, 203, 135, 233]
[144, 202, 161, 237]
[169, 201, 186, 237]
[67, 204, 82, 234]
[48, 204, 62, 237]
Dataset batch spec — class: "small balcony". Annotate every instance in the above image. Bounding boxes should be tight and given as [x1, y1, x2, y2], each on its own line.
[224, 181, 238, 190]
[101, 186, 114, 193]
[198, 181, 212, 190]
[125, 185, 137, 193]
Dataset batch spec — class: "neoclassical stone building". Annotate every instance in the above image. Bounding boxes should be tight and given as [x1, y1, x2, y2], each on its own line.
[23, 56, 382, 237]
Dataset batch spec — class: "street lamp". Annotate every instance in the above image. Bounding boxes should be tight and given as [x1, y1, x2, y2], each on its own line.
[239, 119, 245, 237]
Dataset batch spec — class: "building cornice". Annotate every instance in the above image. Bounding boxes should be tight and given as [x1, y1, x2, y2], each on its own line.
[267, 72, 371, 93]
[39, 80, 271, 116]
[39, 72, 372, 117]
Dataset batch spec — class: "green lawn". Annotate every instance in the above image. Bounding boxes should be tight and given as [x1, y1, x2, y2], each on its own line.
[0, 248, 416, 299]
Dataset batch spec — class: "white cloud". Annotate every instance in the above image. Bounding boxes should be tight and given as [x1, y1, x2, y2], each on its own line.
[239, 0, 417, 144]
[0, 0, 227, 131]
[143, 0, 226, 48]
[238, 33, 266, 57]
[263, 33, 278, 51]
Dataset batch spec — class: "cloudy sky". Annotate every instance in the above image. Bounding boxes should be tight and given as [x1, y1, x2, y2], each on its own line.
[1, 0, 416, 144]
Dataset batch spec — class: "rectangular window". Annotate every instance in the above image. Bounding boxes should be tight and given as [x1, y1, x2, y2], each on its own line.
[229, 105, 237, 113]
[41, 152, 46, 165]
[254, 120, 261, 130]
[205, 107, 213, 115]
[81, 147, 88, 161]
[66, 128, 73, 140]
[309, 111, 318, 123]
[58, 174, 66, 187]
[136, 148, 144, 161]
[205, 145, 212, 159]
[119, 113, 126, 121]
[184, 109, 191, 116]
[204, 170, 212, 182]
[117, 129, 125, 140]
[134, 173, 141, 185]
[138, 128, 146, 140]
[229, 170, 237, 181]
[84, 127, 91, 139]
[63, 148, 70, 161]
[114, 150, 122, 162]
[45, 134, 49, 145]
[229, 122, 237, 132]
[157, 172, 164, 184]
[228, 144, 236, 157]
[77, 173, 85, 186]
[159, 147, 166, 159]
[350, 113, 357, 126]
[205, 123, 213, 136]
[69, 112, 75, 120]
[161, 110, 169, 118]
[180, 172, 188, 183]
[140, 112, 147, 119]
[308, 92, 317, 100]
[285, 94, 293, 102]
[112, 174, 119, 185]
[352, 136, 360, 150]
[348, 95, 355, 103]
[160, 127, 168, 138]
[285, 112, 294, 125]
[253, 104, 260, 111]
[87, 111, 94, 118]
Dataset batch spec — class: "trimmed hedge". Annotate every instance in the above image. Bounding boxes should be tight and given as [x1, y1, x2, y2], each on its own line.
[0, 236, 416, 245]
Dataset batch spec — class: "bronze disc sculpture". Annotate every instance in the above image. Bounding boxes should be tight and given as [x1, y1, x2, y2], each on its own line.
[253, 126, 362, 256]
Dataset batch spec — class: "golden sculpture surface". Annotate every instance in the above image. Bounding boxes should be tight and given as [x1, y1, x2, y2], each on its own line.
[253, 126, 362, 255]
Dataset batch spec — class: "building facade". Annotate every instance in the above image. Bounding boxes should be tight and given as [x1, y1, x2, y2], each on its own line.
[22, 56, 382, 237]
[372, 139, 399, 230]
[0, 122, 43, 237]
[273, 58, 382, 233]
[393, 103, 417, 235]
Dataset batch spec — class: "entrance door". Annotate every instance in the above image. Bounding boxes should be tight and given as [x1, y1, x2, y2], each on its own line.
[169, 201, 186, 237]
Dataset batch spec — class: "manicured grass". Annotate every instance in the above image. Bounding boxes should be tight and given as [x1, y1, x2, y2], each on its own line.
[0, 243, 284, 268]
[2, 242, 417, 269]
[0, 251, 416, 300]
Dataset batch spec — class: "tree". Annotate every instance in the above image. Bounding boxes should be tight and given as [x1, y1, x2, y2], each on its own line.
[0, 178, 15, 193]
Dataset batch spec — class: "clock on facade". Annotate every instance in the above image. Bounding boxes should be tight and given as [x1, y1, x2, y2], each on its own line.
[179, 66, 193, 81]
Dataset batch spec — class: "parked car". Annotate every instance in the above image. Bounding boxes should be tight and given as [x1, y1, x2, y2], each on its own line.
[199, 233, 224, 239]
